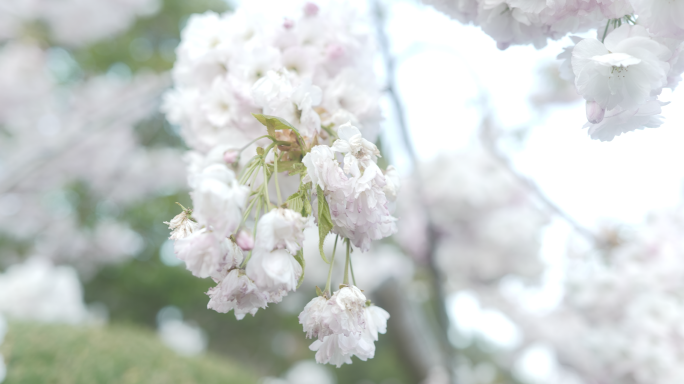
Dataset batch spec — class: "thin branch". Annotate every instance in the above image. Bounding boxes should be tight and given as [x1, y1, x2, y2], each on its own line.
[372, 1, 457, 382]
[479, 118, 604, 248]
[373, 0, 417, 164]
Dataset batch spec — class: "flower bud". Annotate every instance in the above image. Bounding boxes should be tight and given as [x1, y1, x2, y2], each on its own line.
[223, 150, 238, 164]
[236, 230, 254, 251]
[326, 44, 344, 60]
[586, 101, 605, 124]
[304, 2, 319, 17]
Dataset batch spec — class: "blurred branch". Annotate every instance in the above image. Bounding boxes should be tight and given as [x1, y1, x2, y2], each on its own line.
[373, 0, 416, 164]
[372, 1, 457, 382]
[479, 117, 604, 249]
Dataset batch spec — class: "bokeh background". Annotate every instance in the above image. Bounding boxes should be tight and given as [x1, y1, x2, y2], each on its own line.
[2, 0, 684, 383]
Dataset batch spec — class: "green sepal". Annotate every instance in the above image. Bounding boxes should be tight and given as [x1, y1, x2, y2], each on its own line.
[315, 286, 323, 297]
[317, 185, 334, 264]
[256, 147, 264, 156]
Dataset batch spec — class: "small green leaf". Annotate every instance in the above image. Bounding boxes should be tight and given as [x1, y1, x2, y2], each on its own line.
[252, 113, 297, 132]
[315, 286, 323, 297]
[252, 113, 306, 153]
[294, 249, 306, 289]
[317, 185, 334, 264]
[287, 163, 305, 176]
[286, 193, 304, 214]
[256, 147, 264, 156]
[276, 161, 298, 173]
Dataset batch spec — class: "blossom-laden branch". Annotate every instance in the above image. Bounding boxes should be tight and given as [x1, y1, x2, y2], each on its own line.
[161, 2, 400, 367]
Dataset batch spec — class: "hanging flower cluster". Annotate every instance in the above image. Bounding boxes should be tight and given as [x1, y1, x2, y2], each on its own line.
[424, 0, 684, 141]
[163, 2, 394, 367]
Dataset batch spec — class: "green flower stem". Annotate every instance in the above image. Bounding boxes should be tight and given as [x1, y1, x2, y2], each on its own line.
[239, 158, 260, 185]
[261, 160, 273, 210]
[321, 125, 338, 141]
[234, 194, 260, 235]
[601, 19, 610, 43]
[248, 161, 261, 191]
[324, 235, 339, 295]
[235, 135, 271, 165]
[342, 239, 350, 286]
[240, 197, 262, 268]
[274, 148, 283, 206]
[349, 245, 357, 287]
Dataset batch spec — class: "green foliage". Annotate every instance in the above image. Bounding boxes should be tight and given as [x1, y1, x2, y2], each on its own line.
[0, 322, 256, 384]
[316, 185, 334, 264]
[71, 0, 229, 75]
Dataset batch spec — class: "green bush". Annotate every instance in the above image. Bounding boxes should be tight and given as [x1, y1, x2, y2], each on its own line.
[0, 322, 256, 384]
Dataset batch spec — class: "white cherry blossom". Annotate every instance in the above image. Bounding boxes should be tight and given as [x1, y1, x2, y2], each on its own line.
[206, 269, 268, 320]
[572, 25, 671, 111]
[255, 208, 309, 254]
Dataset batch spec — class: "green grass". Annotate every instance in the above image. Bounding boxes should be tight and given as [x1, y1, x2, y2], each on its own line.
[0, 322, 256, 384]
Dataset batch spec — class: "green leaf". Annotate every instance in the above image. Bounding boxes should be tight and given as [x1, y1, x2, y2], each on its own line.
[276, 161, 298, 173]
[252, 113, 306, 153]
[287, 163, 305, 176]
[317, 185, 333, 264]
[252, 113, 297, 133]
[293, 249, 305, 289]
[286, 192, 304, 214]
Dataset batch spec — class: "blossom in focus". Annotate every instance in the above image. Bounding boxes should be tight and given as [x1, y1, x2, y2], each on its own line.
[190, 164, 249, 238]
[255, 208, 308, 254]
[206, 269, 268, 320]
[303, 124, 397, 252]
[246, 248, 302, 302]
[174, 229, 243, 279]
[300, 286, 389, 367]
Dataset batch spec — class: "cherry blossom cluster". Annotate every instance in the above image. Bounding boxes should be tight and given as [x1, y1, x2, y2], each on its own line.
[162, 1, 381, 157]
[424, 0, 684, 141]
[482, 207, 684, 384]
[543, 208, 684, 384]
[163, 2, 395, 367]
[397, 148, 548, 292]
